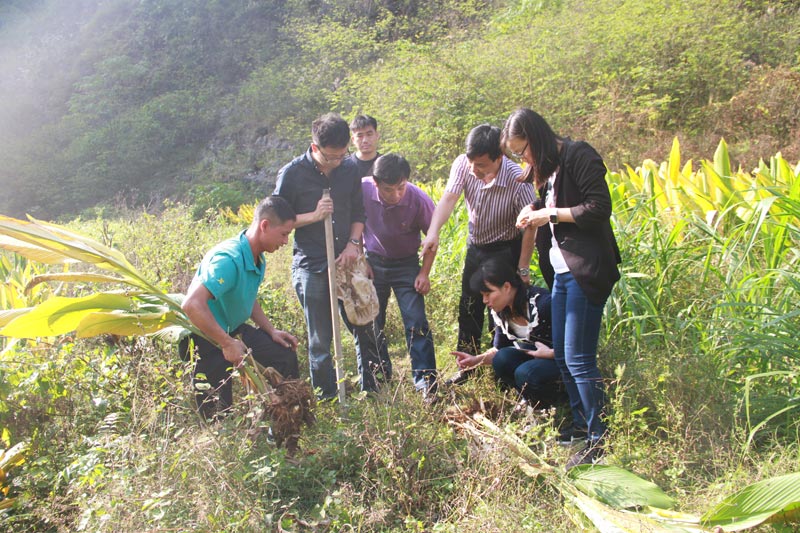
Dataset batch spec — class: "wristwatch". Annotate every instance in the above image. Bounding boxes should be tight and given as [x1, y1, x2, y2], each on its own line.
[349, 238, 361, 246]
[517, 267, 530, 276]
[549, 211, 559, 225]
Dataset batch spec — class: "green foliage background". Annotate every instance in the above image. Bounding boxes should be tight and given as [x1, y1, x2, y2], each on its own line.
[1, 0, 799, 219]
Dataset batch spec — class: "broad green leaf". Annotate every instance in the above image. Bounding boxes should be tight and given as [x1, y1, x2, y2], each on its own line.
[0, 293, 136, 338]
[0, 236, 80, 265]
[569, 464, 675, 510]
[25, 272, 127, 293]
[0, 215, 154, 292]
[701, 472, 800, 531]
[150, 325, 193, 343]
[76, 311, 179, 337]
[567, 489, 703, 532]
[713, 138, 731, 180]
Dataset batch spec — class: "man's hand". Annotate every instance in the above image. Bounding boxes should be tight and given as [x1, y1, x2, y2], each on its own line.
[314, 195, 334, 222]
[271, 329, 299, 350]
[336, 242, 360, 267]
[452, 350, 481, 370]
[419, 234, 440, 257]
[220, 337, 247, 366]
[414, 272, 431, 295]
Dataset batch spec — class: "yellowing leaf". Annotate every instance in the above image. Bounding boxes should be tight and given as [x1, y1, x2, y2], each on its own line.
[76, 311, 178, 337]
[0, 293, 136, 338]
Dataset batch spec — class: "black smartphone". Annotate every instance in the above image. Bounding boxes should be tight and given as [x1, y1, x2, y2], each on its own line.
[513, 340, 538, 351]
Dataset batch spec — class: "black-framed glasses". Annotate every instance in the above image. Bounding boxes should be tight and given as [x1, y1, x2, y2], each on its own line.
[316, 146, 351, 162]
[510, 142, 529, 160]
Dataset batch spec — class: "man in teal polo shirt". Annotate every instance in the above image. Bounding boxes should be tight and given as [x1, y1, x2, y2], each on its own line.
[182, 196, 300, 419]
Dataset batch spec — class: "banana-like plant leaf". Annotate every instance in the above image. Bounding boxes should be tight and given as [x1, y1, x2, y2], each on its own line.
[0, 293, 137, 338]
[149, 325, 192, 343]
[76, 311, 179, 337]
[569, 464, 676, 510]
[0, 215, 157, 294]
[25, 272, 127, 294]
[567, 488, 706, 532]
[0, 235, 80, 265]
[701, 472, 800, 531]
[0, 308, 31, 328]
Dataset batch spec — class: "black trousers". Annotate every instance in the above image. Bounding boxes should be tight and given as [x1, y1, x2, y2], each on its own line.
[457, 238, 522, 354]
[187, 324, 299, 419]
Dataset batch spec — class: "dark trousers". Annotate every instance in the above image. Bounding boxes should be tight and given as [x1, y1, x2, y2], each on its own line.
[188, 324, 299, 420]
[457, 238, 522, 354]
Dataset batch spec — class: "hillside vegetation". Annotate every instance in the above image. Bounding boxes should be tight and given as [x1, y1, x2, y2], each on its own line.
[0, 140, 799, 531]
[0, 0, 799, 219]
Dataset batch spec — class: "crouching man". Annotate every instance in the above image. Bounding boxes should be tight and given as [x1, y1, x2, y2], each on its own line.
[182, 196, 300, 419]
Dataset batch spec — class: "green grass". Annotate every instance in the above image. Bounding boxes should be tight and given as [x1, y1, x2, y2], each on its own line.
[1, 157, 799, 532]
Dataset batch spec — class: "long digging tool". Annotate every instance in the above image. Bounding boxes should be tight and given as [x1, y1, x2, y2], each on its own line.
[322, 189, 347, 405]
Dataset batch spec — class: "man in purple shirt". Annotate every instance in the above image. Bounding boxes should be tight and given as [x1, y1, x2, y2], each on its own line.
[362, 154, 438, 396]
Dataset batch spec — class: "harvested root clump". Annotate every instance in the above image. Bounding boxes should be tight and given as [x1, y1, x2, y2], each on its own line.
[241, 358, 315, 455]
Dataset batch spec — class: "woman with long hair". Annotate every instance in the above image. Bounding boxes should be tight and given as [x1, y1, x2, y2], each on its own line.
[502, 108, 621, 467]
[451, 258, 562, 408]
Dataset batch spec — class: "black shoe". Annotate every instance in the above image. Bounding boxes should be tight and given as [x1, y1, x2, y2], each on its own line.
[566, 439, 605, 469]
[444, 368, 474, 386]
[556, 424, 588, 445]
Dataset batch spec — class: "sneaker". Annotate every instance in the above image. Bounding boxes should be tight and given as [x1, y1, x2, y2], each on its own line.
[566, 439, 605, 469]
[557, 424, 588, 445]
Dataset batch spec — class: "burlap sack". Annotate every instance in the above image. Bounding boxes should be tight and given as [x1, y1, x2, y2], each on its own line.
[335, 254, 379, 326]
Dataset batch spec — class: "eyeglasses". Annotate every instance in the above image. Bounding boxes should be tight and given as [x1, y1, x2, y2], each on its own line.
[315, 146, 351, 163]
[510, 142, 529, 161]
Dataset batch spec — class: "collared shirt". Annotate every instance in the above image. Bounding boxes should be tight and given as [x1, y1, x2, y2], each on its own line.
[361, 177, 434, 259]
[445, 154, 535, 245]
[196, 231, 264, 332]
[274, 148, 366, 272]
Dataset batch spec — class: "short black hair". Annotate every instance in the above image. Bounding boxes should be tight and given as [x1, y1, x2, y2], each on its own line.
[465, 124, 503, 161]
[259, 196, 296, 225]
[372, 153, 411, 185]
[312, 113, 350, 148]
[349, 114, 378, 131]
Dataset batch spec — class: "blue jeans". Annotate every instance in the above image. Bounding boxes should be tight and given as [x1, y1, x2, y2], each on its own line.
[292, 267, 385, 399]
[551, 271, 607, 440]
[491, 347, 562, 406]
[368, 255, 437, 391]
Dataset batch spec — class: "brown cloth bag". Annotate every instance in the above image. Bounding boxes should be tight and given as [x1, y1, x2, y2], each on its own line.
[335, 254, 379, 326]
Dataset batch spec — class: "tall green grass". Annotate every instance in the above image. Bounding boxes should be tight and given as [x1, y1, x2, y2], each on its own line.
[1, 143, 798, 531]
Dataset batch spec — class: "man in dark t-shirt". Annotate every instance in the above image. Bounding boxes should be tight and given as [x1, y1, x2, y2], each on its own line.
[347, 114, 380, 178]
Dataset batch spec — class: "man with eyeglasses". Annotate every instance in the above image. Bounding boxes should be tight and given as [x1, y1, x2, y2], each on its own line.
[347, 114, 381, 178]
[273, 113, 384, 400]
[420, 124, 537, 361]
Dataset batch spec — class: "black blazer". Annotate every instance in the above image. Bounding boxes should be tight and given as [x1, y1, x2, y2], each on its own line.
[535, 139, 621, 305]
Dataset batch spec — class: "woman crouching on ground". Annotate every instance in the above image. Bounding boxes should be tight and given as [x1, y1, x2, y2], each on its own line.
[451, 258, 562, 409]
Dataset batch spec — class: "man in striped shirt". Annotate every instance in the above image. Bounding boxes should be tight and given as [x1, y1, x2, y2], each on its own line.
[420, 124, 536, 355]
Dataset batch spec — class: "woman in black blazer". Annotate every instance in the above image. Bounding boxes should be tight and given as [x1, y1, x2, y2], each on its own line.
[502, 108, 621, 468]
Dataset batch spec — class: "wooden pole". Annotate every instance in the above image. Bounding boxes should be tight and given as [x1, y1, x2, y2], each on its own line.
[322, 189, 347, 405]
